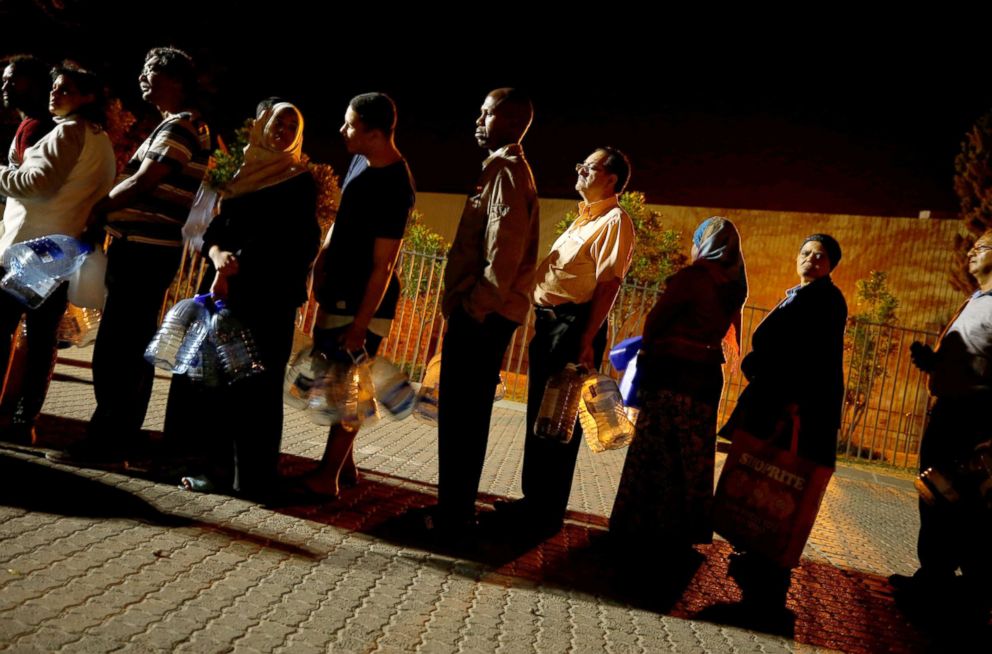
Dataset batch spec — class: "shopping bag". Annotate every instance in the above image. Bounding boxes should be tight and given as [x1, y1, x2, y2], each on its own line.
[712, 407, 833, 568]
[182, 184, 220, 252]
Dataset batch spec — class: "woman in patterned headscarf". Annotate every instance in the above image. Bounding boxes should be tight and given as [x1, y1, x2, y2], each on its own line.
[167, 101, 320, 500]
[609, 216, 748, 562]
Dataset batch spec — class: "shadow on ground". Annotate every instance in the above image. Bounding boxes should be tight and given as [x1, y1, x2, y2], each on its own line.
[273, 453, 945, 653]
[1, 417, 975, 652]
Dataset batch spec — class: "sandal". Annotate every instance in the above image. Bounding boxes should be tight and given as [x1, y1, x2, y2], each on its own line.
[179, 474, 216, 493]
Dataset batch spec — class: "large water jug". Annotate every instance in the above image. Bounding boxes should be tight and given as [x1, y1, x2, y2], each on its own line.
[186, 335, 221, 387]
[284, 344, 328, 409]
[534, 363, 588, 443]
[341, 352, 378, 431]
[210, 299, 264, 383]
[1, 235, 92, 308]
[307, 358, 352, 426]
[579, 374, 636, 453]
[57, 304, 101, 347]
[144, 294, 212, 373]
[67, 247, 108, 309]
[413, 353, 442, 424]
[370, 356, 415, 419]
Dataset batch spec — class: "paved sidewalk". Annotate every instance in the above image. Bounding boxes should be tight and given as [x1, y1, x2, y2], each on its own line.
[0, 346, 966, 652]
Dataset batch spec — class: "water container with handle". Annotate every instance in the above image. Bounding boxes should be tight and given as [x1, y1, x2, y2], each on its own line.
[534, 363, 588, 444]
[579, 373, 636, 453]
[1, 234, 92, 308]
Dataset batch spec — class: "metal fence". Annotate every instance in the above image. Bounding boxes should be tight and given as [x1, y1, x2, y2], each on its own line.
[168, 246, 938, 470]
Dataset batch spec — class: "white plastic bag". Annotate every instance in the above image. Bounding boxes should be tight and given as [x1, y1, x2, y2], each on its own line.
[182, 184, 220, 252]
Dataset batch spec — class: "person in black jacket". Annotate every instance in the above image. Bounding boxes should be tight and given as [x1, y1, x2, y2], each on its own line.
[719, 233, 847, 621]
[167, 101, 320, 500]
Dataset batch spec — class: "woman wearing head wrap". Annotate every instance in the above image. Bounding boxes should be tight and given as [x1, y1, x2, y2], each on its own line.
[719, 233, 847, 618]
[609, 217, 748, 562]
[167, 101, 320, 499]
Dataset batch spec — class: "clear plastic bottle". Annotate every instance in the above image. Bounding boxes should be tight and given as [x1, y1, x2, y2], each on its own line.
[413, 353, 442, 424]
[370, 356, 415, 419]
[210, 298, 265, 383]
[1, 235, 93, 308]
[534, 363, 588, 444]
[144, 294, 212, 374]
[579, 374, 636, 453]
[341, 352, 378, 430]
[58, 304, 102, 347]
[306, 358, 351, 426]
[186, 335, 221, 387]
[67, 246, 107, 309]
[284, 345, 328, 409]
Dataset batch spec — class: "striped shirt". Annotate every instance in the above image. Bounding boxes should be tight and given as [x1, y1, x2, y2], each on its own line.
[106, 112, 211, 245]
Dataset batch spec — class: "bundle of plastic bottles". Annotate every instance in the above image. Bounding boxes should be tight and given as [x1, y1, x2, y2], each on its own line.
[0, 235, 93, 309]
[534, 362, 636, 452]
[144, 294, 264, 385]
[284, 344, 417, 429]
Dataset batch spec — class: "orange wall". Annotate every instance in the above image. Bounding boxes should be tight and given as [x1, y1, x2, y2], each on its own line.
[415, 192, 964, 331]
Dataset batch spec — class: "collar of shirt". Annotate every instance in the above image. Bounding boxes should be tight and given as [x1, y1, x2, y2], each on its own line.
[482, 143, 524, 168]
[971, 288, 992, 299]
[575, 195, 620, 226]
[779, 275, 832, 308]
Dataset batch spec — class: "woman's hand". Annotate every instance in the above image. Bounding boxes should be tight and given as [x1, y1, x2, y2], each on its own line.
[340, 322, 367, 354]
[208, 246, 239, 276]
[210, 272, 230, 299]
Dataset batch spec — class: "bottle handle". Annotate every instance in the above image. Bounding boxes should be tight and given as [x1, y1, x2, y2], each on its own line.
[347, 347, 371, 365]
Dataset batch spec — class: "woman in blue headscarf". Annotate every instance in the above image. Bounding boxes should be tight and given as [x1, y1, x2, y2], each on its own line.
[610, 216, 748, 560]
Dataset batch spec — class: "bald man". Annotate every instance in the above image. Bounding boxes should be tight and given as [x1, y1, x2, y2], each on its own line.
[423, 88, 540, 538]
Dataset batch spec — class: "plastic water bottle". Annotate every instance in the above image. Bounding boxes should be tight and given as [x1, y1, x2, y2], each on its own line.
[67, 247, 108, 309]
[210, 299, 264, 383]
[534, 363, 588, 443]
[145, 294, 212, 373]
[341, 352, 378, 430]
[494, 373, 507, 402]
[186, 335, 221, 387]
[413, 353, 442, 424]
[1, 235, 92, 308]
[578, 374, 635, 453]
[57, 304, 101, 347]
[284, 345, 328, 409]
[370, 356, 415, 419]
[307, 357, 351, 425]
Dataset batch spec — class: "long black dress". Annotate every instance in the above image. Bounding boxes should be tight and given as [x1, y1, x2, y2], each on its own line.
[163, 172, 320, 497]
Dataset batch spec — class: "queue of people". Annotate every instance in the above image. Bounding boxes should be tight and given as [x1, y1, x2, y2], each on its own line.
[0, 45, 988, 632]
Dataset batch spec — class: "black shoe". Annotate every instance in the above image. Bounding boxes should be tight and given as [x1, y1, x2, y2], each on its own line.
[489, 498, 563, 538]
[402, 505, 479, 551]
[0, 423, 35, 446]
[46, 440, 127, 470]
[888, 570, 956, 595]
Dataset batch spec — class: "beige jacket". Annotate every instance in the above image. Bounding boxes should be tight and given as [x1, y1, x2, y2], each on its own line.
[442, 144, 539, 324]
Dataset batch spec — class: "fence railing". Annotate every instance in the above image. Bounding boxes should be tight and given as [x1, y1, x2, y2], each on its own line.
[168, 246, 938, 470]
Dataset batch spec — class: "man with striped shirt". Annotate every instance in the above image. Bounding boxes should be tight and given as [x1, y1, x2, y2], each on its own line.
[50, 47, 211, 466]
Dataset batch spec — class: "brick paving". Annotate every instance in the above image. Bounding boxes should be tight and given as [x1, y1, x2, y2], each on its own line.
[0, 346, 974, 652]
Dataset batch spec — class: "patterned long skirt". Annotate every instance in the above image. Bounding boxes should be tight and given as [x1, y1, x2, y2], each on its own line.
[609, 369, 722, 547]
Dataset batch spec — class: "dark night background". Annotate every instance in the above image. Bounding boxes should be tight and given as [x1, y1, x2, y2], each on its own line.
[3, 1, 990, 218]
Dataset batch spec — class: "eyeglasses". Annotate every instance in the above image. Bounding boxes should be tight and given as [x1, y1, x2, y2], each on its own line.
[575, 163, 606, 174]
